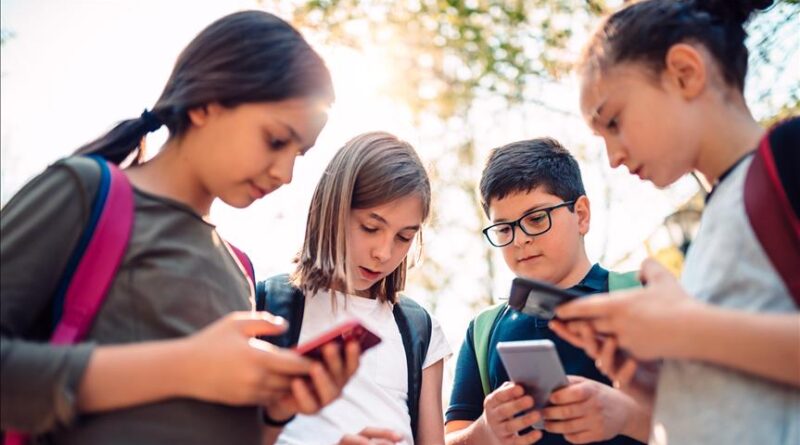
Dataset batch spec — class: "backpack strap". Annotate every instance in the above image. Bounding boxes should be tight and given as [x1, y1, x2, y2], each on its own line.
[744, 117, 800, 305]
[608, 270, 642, 291]
[255, 274, 305, 348]
[392, 296, 432, 443]
[51, 155, 134, 344]
[225, 243, 256, 299]
[472, 303, 506, 397]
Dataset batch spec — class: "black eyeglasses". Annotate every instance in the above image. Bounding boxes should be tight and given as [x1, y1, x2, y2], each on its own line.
[482, 200, 576, 247]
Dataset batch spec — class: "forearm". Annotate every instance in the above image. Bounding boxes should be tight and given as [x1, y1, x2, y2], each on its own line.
[620, 396, 652, 443]
[444, 418, 492, 445]
[77, 338, 194, 412]
[675, 306, 800, 387]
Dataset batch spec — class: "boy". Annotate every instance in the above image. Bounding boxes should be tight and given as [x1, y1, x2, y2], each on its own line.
[444, 139, 650, 445]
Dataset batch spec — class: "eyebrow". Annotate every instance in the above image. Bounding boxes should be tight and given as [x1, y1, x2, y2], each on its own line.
[492, 203, 558, 223]
[368, 212, 421, 231]
[590, 102, 606, 128]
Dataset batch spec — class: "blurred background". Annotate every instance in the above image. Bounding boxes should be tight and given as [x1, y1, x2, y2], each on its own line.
[2, 0, 798, 399]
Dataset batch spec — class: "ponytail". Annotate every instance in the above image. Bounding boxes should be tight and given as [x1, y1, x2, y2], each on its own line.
[75, 109, 163, 165]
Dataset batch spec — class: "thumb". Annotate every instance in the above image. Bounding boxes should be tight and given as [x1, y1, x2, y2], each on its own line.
[638, 258, 674, 286]
[230, 311, 288, 337]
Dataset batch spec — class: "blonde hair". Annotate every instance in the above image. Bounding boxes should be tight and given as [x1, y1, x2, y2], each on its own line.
[292, 131, 431, 303]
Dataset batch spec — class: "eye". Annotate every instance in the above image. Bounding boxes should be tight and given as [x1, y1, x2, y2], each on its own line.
[397, 235, 413, 243]
[361, 225, 378, 234]
[269, 138, 289, 150]
[494, 226, 511, 234]
[606, 116, 619, 133]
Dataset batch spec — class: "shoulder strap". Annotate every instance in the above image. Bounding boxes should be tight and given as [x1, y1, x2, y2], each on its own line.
[393, 296, 432, 443]
[608, 270, 642, 291]
[225, 243, 256, 299]
[51, 155, 134, 344]
[473, 303, 506, 397]
[744, 117, 800, 305]
[256, 274, 305, 347]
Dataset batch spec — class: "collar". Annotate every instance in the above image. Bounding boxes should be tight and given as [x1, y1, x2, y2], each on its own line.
[569, 263, 608, 294]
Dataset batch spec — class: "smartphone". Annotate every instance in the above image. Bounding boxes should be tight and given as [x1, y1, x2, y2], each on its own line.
[508, 277, 582, 319]
[295, 320, 381, 361]
[496, 339, 569, 429]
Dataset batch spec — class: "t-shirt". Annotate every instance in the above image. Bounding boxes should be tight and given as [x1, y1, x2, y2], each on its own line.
[651, 155, 800, 445]
[277, 289, 452, 445]
[446, 264, 642, 445]
[1, 157, 260, 444]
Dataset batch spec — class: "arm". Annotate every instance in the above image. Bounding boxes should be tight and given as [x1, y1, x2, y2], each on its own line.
[417, 359, 445, 445]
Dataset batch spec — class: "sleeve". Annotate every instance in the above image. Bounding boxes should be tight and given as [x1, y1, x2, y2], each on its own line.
[444, 321, 485, 423]
[1, 158, 100, 433]
[422, 314, 452, 369]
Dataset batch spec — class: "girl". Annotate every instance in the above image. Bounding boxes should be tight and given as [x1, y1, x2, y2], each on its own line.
[550, 0, 799, 444]
[1, 11, 359, 445]
[258, 132, 451, 445]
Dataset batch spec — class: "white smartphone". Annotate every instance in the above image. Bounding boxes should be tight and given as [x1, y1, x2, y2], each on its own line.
[496, 339, 569, 415]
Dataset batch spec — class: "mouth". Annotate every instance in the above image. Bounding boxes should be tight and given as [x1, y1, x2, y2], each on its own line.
[358, 266, 382, 281]
[249, 182, 271, 199]
[631, 166, 645, 179]
[517, 254, 543, 263]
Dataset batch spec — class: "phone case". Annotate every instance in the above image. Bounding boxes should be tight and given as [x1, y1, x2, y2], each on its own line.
[508, 277, 582, 319]
[295, 319, 382, 360]
[496, 339, 569, 410]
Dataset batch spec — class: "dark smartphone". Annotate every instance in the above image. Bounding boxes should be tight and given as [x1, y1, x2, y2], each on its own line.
[295, 320, 381, 361]
[508, 277, 582, 319]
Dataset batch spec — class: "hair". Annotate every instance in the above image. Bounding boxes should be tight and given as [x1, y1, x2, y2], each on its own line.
[479, 138, 585, 217]
[293, 132, 431, 304]
[579, 0, 774, 93]
[75, 10, 334, 164]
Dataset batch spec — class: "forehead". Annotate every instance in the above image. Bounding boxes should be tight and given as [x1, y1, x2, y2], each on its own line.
[579, 64, 649, 121]
[352, 194, 425, 228]
[488, 187, 563, 221]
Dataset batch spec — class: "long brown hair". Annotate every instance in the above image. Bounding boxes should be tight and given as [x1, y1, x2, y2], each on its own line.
[293, 132, 431, 303]
[76, 11, 334, 164]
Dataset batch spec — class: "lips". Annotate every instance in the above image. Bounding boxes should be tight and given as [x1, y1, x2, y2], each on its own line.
[249, 182, 271, 199]
[358, 266, 382, 281]
[517, 254, 542, 263]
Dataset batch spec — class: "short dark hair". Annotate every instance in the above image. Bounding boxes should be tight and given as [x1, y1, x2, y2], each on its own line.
[479, 138, 585, 216]
[580, 0, 774, 93]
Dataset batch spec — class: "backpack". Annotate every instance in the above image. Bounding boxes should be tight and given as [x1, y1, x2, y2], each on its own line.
[255, 275, 432, 442]
[472, 270, 641, 396]
[743, 116, 800, 305]
[4, 156, 255, 445]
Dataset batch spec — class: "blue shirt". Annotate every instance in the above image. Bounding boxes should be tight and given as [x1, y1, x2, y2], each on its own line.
[446, 264, 642, 445]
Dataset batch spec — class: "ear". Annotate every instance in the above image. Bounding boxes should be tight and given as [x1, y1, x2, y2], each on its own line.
[663, 43, 706, 100]
[574, 195, 591, 236]
[187, 102, 224, 127]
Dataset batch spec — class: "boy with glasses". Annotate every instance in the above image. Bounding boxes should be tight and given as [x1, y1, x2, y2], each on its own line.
[444, 139, 651, 445]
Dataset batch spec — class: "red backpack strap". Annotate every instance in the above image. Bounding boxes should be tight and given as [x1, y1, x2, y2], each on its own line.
[744, 117, 800, 306]
[227, 242, 256, 296]
[51, 157, 134, 344]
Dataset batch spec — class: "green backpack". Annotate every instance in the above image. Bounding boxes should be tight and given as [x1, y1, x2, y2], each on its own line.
[472, 271, 641, 396]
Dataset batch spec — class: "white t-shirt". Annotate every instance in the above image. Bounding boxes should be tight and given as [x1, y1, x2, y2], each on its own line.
[277, 290, 452, 445]
[651, 155, 800, 445]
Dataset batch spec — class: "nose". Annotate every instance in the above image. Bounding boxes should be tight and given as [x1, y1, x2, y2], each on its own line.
[605, 138, 627, 169]
[372, 235, 392, 263]
[511, 224, 533, 248]
[269, 150, 297, 186]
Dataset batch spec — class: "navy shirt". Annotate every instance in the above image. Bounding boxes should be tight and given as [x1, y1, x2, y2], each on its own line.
[446, 264, 642, 445]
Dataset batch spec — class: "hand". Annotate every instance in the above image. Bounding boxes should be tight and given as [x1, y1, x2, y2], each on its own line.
[180, 311, 312, 406]
[550, 320, 659, 407]
[478, 382, 543, 444]
[541, 376, 639, 444]
[554, 258, 700, 360]
[264, 340, 361, 422]
[337, 427, 403, 444]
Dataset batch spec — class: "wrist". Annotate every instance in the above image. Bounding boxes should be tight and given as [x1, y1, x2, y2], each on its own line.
[168, 338, 200, 399]
[620, 395, 652, 442]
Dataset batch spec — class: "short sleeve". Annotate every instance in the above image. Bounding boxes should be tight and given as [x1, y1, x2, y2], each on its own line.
[422, 314, 452, 369]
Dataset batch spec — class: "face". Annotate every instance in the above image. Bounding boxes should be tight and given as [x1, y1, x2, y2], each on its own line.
[579, 64, 701, 188]
[487, 188, 589, 287]
[187, 97, 329, 208]
[346, 194, 424, 293]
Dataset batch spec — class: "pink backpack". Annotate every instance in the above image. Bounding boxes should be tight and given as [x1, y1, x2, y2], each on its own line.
[4, 156, 255, 444]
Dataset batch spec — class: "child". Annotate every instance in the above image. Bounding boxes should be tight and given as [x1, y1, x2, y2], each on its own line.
[444, 138, 650, 445]
[257, 132, 451, 445]
[551, 0, 800, 444]
[0, 11, 359, 445]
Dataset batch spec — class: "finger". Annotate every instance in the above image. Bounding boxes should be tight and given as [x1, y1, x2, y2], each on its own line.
[510, 427, 543, 445]
[250, 340, 313, 375]
[289, 377, 320, 414]
[576, 322, 601, 358]
[486, 382, 526, 409]
[308, 362, 340, 406]
[542, 398, 591, 421]
[613, 358, 639, 390]
[338, 435, 370, 445]
[548, 381, 591, 406]
[549, 320, 585, 348]
[564, 430, 602, 445]
[597, 337, 620, 378]
[321, 342, 346, 386]
[544, 417, 589, 435]
[261, 372, 293, 391]
[555, 294, 618, 320]
[639, 257, 674, 285]
[502, 409, 541, 434]
[358, 427, 403, 441]
[231, 311, 288, 336]
[344, 340, 361, 378]
[494, 395, 535, 421]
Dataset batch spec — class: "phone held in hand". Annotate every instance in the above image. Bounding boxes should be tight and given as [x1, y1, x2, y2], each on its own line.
[295, 319, 381, 361]
[508, 277, 582, 319]
[496, 339, 569, 429]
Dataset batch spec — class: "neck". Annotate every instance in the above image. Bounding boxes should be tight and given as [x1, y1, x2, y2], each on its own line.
[554, 249, 593, 289]
[695, 100, 764, 184]
[125, 140, 215, 217]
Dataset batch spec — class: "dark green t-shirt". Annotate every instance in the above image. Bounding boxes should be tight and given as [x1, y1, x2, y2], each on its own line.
[1, 157, 259, 444]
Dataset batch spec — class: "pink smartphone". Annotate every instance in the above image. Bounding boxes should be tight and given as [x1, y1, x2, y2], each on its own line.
[295, 320, 381, 361]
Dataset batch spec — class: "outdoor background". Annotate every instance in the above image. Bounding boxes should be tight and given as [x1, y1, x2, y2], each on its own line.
[2, 0, 798, 399]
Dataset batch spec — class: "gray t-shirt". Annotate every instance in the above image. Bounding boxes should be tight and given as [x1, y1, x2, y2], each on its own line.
[651, 155, 800, 445]
[1, 157, 261, 444]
